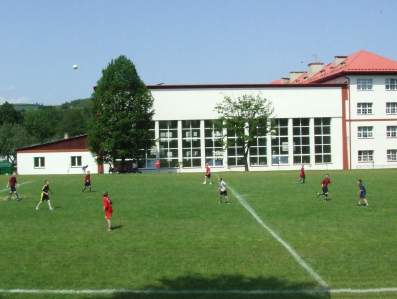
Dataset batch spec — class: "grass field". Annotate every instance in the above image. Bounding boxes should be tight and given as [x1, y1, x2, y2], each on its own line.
[1, 169, 396, 299]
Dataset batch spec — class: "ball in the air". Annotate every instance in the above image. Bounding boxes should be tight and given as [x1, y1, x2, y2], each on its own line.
[73, 64, 78, 70]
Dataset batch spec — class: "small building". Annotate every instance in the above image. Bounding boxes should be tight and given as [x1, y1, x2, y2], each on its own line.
[16, 135, 106, 175]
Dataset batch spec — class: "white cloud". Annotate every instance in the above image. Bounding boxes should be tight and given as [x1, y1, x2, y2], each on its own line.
[0, 96, 31, 104]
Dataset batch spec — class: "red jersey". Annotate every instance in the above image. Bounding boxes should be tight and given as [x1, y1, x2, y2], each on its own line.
[103, 196, 113, 213]
[9, 176, 17, 188]
[205, 165, 211, 175]
[299, 167, 305, 177]
[321, 177, 331, 187]
[85, 174, 91, 183]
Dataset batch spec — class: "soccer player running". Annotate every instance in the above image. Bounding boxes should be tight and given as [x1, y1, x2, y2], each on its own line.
[317, 174, 331, 200]
[218, 177, 230, 204]
[82, 170, 92, 192]
[7, 172, 20, 201]
[298, 165, 306, 184]
[102, 192, 113, 232]
[357, 179, 369, 207]
[35, 180, 54, 211]
[203, 163, 212, 184]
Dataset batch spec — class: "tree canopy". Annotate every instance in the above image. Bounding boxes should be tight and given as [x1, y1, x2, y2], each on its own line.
[215, 94, 274, 171]
[88, 55, 154, 166]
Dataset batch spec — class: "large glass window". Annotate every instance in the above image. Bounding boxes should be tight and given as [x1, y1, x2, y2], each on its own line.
[357, 79, 373, 91]
[314, 118, 331, 163]
[387, 149, 397, 162]
[357, 103, 373, 115]
[386, 102, 397, 114]
[159, 120, 178, 168]
[293, 118, 310, 164]
[205, 120, 224, 166]
[271, 119, 289, 165]
[182, 120, 201, 167]
[138, 122, 156, 168]
[358, 150, 373, 162]
[387, 126, 397, 138]
[357, 126, 373, 138]
[227, 126, 245, 166]
[386, 78, 397, 91]
[249, 125, 267, 166]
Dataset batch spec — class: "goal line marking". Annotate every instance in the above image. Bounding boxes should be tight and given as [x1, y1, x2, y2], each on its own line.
[0, 181, 33, 193]
[227, 184, 329, 288]
[1, 288, 397, 295]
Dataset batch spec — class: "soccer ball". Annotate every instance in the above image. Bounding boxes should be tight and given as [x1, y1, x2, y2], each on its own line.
[73, 64, 78, 70]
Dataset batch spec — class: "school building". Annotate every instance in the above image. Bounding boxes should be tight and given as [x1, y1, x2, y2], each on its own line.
[16, 50, 397, 174]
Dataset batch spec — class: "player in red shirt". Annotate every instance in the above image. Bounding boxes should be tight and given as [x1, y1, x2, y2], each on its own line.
[298, 165, 305, 184]
[202, 163, 212, 184]
[317, 174, 331, 200]
[7, 172, 20, 201]
[102, 192, 113, 232]
[82, 171, 92, 192]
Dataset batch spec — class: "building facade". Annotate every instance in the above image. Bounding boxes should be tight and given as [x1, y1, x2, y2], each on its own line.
[16, 50, 397, 174]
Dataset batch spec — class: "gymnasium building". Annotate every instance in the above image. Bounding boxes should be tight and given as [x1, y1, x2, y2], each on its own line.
[16, 50, 397, 174]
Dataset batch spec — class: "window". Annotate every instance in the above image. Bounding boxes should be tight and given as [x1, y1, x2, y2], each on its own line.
[227, 126, 245, 166]
[387, 150, 397, 162]
[71, 156, 82, 167]
[387, 126, 397, 138]
[357, 103, 373, 115]
[314, 118, 331, 163]
[271, 119, 289, 165]
[205, 120, 224, 166]
[386, 102, 397, 114]
[182, 120, 201, 167]
[357, 79, 373, 91]
[293, 118, 310, 164]
[357, 126, 373, 138]
[159, 121, 179, 168]
[358, 150, 373, 162]
[386, 78, 397, 91]
[34, 157, 45, 168]
[138, 122, 156, 168]
[249, 125, 267, 166]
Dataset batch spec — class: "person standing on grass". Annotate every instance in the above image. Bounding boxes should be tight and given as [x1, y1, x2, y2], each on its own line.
[218, 178, 230, 204]
[35, 180, 53, 211]
[357, 179, 369, 207]
[203, 163, 212, 184]
[7, 172, 20, 201]
[82, 170, 92, 192]
[102, 192, 113, 232]
[298, 165, 306, 184]
[317, 174, 331, 200]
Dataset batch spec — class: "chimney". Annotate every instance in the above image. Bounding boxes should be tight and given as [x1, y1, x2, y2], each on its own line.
[334, 55, 347, 65]
[289, 71, 305, 82]
[64, 133, 69, 139]
[307, 62, 324, 75]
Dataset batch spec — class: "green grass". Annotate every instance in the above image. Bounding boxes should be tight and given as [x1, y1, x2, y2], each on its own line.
[0, 169, 396, 299]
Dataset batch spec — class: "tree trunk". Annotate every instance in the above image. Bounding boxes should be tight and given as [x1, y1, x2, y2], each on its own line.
[244, 153, 249, 172]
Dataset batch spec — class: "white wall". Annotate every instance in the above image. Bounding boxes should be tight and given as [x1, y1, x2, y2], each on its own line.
[151, 87, 342, 120]
[17, 151, 99, 175]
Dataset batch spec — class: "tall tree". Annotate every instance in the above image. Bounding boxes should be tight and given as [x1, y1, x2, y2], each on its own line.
[23, 107, 60, 142]
[0, 124, 36, 165]
[89, 55, 154, 167]
[0, 102, 23, 125]
[215, 94, 274, 171]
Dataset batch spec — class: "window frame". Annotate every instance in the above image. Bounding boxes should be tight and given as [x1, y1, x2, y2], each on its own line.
[385, 78, 397, 91]
[357, 79, 373, 91]
[71, 156, 82, 168]
[386, 102, 397, 115]
[357, 102, 373, 115]
[357, 126, 373, 139]
[358, 150, 374, 163]
[387, 149, 397, 162]
[386, 126, 397, 138]
[33, 157, 45, 169]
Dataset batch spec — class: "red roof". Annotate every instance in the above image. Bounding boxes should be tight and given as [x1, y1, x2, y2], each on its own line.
[16, 135, 89, 153]
[276, 50, 397, 84]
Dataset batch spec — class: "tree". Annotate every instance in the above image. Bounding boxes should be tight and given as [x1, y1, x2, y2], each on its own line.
[215, 94, 274, 171]
[0, 102, 23, 125]
[23, 107, 61, 142]
[88, 55, 154, 168]
[0, 124, 36, 165]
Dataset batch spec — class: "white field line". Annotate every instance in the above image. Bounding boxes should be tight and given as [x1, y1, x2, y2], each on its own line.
[1, 288, 397, 295]
[227, 184, 329, 288]
[0, 181, 33, 193]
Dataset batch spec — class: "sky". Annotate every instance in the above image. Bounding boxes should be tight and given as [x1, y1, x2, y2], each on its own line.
[1, 0, 396, 105]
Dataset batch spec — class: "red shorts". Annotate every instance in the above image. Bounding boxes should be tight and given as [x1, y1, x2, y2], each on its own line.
[105, 211, 112, 220]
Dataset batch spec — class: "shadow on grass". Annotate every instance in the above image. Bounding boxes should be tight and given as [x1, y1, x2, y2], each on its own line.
[84, 273, 330, 299]
[112, 225, 123, 230]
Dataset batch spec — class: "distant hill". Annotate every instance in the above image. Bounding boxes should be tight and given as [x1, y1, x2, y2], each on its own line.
[12, 98, 92, 111]
[13, 103, 43, 111]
